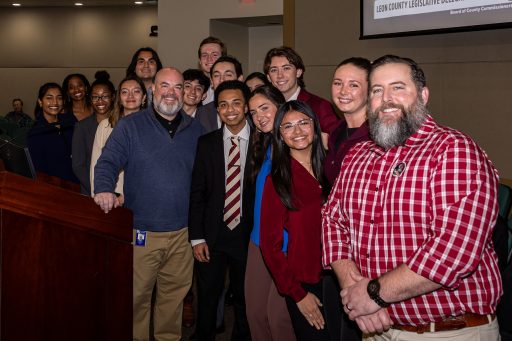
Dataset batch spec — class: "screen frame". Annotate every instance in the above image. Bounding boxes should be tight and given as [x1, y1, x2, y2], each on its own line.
[360, 1, 512, 40]
[0, 139, 37, 180]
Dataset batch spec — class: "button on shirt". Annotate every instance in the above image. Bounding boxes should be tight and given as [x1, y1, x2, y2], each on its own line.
[322, 115, 502, 326]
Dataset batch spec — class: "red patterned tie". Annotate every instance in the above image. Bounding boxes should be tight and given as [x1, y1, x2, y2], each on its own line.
[224, 136, 241, 229]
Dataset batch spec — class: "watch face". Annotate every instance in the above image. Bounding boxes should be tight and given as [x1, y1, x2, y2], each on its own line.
[368, 279, 380, 296]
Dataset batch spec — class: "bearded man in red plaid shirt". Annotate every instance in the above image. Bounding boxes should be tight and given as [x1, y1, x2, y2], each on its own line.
[322, 55, 502, 341]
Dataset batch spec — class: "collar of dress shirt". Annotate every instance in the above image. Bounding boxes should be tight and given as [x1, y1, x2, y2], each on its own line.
[288, 86, 302, 101]
[222, 119, 250, 141]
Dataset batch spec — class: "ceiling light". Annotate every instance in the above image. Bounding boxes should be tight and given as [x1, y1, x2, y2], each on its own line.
[75, 2, 83, 6]
[12, 3, 21, 6]
[134, 1, 143, 4]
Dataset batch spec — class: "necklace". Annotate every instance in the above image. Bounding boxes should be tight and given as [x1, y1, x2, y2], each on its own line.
[298, 160, 311, 165]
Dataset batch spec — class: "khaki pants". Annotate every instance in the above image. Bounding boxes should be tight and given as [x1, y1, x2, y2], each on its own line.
[132, 228, 193, 341]
[364, 318, 500, 341]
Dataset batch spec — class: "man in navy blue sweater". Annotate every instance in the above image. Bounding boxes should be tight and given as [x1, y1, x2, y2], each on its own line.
[94, 67, 203, 341]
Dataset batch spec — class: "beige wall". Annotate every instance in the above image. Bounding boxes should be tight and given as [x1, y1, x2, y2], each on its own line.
[211, 20, 249, 74]
[294, 1, 512, 179]
[0, 6, 157, 116]
[248, 25, 283, 74]
[158, 0, 282, 72]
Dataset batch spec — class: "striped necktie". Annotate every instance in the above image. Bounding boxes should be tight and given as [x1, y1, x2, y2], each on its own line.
[224, 136, 241, 230]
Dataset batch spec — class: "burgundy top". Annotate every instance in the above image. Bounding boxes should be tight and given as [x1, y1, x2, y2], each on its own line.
[298, 89, 339, 135]
[324, 120, 370, 185]
[260, 158, 324, 302]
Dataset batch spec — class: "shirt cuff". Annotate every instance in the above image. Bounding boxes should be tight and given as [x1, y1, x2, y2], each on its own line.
[191, 239, 206, 247]
[290, 285, 308, 303]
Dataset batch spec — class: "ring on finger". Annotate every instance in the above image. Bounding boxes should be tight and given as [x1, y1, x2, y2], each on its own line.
[346, 304, 352, 311]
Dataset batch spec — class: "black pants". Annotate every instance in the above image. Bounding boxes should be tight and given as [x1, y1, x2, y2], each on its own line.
[285, 281, 331, 341]
[322, 272, 362, 341]
[195, 225, 250, 341]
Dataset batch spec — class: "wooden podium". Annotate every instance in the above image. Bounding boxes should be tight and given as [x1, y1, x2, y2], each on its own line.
[0, 170, 133, 340]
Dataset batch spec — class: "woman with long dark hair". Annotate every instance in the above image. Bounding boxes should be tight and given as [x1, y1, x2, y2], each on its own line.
[27, 82, 78, 183]
[90, 74, 147, 201]
[72, 71, 115, 195]
[62, 73, 93, 121]
[245, 86, 296, 341]
[260, 100, 330, 341]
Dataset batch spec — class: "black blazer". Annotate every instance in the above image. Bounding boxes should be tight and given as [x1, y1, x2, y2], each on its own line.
[189, 127, 255, 249]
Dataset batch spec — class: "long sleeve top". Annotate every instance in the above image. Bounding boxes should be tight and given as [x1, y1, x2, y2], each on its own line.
[27, 113, 78, 183]
[260, 158, 324, 302]
[72, 113, 98, 195]
[250, 146, 289, 250]
[322, 115, 502, 325]
[94, 108, 203, 231]
[89, 118, 123, 197]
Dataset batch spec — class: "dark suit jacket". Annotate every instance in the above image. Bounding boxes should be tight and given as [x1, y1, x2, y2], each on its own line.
[298, 88, 339, 134]
[195, 102, 219, 134]
[189, 127, 255, 249]
[72, 113, 99, 195]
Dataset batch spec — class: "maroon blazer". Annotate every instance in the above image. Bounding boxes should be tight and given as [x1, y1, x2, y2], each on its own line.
[260, 158, 324, 302]
[324, 120, 370, 185]
[298, 89, 339, 134]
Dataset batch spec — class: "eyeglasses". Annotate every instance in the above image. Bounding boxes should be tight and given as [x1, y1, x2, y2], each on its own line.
[279, 118, 313, 134]
[91, 95, 111, 102]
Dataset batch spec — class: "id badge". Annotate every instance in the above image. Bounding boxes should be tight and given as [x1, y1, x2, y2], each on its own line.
[135, 229, 147, 247]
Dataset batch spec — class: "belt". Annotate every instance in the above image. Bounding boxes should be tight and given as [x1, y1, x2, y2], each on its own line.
[393, 313, 495, 334]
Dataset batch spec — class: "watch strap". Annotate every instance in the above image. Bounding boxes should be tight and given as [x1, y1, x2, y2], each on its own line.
[367, 278, 390, 308]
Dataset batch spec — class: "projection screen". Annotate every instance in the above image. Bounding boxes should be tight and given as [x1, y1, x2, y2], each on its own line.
[361, 0, 512, 38]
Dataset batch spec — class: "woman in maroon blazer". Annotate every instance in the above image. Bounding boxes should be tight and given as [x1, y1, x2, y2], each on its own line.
[260, 100, 330, 341]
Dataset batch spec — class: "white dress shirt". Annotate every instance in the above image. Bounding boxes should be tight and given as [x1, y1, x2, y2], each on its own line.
[287, 86, 301, 101]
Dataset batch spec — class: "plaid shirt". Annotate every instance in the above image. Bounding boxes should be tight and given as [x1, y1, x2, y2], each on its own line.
[322, 115, 502, 325]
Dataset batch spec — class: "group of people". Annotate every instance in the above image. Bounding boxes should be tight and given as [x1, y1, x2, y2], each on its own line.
[23, 35, 503, 341]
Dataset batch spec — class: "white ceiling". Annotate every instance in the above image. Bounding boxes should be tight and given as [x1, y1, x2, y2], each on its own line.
[0, 0, 156, 6]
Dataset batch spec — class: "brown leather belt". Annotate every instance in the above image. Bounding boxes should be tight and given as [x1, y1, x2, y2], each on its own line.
[393, 313, 495, 334]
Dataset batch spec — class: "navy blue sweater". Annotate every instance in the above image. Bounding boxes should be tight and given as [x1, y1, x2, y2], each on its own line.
[94, 107, 204, 231]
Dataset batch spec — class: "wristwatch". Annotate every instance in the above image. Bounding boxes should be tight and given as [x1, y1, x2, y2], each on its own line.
[367, 278, 390, 308]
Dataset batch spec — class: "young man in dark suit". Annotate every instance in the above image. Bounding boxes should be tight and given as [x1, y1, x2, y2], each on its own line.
[189, 80, 253, 341]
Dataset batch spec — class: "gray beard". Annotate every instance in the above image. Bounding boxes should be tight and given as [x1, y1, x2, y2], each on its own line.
[154, 96, 183, 117]
[369, 99, 428, 150]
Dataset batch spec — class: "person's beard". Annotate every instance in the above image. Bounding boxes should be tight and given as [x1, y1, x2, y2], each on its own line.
[154, 93, 183, 118]
[368, 97, 429, 150]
